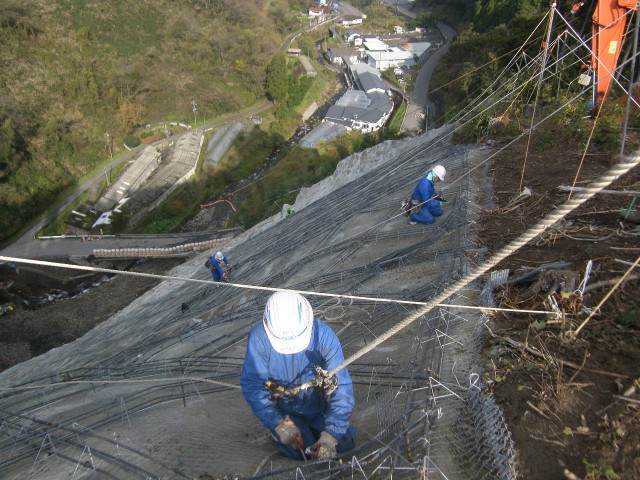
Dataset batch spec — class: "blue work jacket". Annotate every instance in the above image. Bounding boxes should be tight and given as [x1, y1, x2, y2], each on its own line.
[240, 319, 355, 440]
[208, 257, 225, 282]
[411, 175, 440, 208]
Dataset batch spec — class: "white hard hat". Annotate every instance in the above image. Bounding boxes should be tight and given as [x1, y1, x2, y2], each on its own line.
[432, 165, 446, 181]
[214, 251, 224, 262]
[263, 291, 314, 354]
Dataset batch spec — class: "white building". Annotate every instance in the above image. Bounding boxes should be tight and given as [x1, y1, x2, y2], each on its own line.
[344, 29, 361, 43]
[362, 38, 388, 52]
[341, 15, 363, 26]
[367, 50, 416, 71]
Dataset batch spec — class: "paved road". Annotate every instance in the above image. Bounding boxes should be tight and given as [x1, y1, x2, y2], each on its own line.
[1, 103, 271, 260]
[1, 16, 349, 261]
[402, 22, 457, 132]
[2, 12, 444, 261]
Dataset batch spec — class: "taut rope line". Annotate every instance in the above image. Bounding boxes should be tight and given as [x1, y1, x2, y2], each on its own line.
[330, 153, 640, 376]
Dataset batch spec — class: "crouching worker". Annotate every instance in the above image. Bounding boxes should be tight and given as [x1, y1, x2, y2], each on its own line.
[214, 251, 232, 271]
[207, 254, 228, 282]
[409, 164, 446, 225]
[241, 291, 356, 460]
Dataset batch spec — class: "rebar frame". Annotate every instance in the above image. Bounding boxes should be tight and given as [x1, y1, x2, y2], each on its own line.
[0, 131, 515, 479]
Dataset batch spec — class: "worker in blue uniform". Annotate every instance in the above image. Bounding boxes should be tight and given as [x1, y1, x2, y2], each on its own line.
[207, 253, 228, 282]
[213, 251, 232, 271]
[241, 291, 356, 460]
[409, 164, 446, 225]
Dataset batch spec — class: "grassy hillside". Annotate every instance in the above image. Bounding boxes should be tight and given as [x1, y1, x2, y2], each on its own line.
[0, 0, 306, 242]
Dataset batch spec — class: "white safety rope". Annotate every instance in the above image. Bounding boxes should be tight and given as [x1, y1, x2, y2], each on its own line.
[329, 153, 640, 376]
[2, 160, 637, 400]
[2, 154, 638, 393]
[0, 255, 553, 316]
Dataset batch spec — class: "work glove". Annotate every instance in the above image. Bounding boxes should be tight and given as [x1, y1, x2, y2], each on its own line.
[275, 416, 303, 450]
[221, 273, 229, 283]
[435, 194, 447, 203]
[312, 431, 338, 460]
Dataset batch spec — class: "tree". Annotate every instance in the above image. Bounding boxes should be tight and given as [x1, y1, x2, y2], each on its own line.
[265, 55, 288, 103]
[412, 12, 436, 29]
[117, 97, 145, 134]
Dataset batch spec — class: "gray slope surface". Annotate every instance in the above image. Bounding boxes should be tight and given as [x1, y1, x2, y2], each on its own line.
[0, 127, 494, 479]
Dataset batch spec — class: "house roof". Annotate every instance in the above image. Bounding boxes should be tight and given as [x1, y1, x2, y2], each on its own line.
[300, 121, 349, 148]
[325, 104, 387, 125]
[350, 62, 380, 77]
[363, 38, 389, 51]
[325, 88, 392, 126]
[328, 46, 359, 59]
[368, 50, 415, 62]
[335, 90, 371, 108]
[404, 41, 432, 57]
[357, 71, 386, 93]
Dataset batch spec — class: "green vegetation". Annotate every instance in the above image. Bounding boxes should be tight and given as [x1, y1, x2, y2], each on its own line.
[583, 460, 621, 480]
[40, 192, 91, 237]
[0, 0, 306, 243]
[360, 3, 407, 32]
[229, 130, 398, 228]
[266, 56, 290, 103]
[387, 100, 408, 135]
[429, 0, 640, 151]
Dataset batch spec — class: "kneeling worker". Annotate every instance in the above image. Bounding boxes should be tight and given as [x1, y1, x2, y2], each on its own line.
[409, 164, 446, 225]
[207, 255, 228, 282]
[241, 291, 356, 460]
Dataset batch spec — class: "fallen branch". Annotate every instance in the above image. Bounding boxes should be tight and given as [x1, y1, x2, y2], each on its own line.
[526, 400, 551, 420]
[199, 199, 237, 212]
[486, 326, 629, 380]
[616, 395, 640, 406]
[574, 255, 640, 337]
[563, 468, 582, 480]
[614, 259, 640, 269]
[530, 434, 565, 447]
[583, 274, 639, 293]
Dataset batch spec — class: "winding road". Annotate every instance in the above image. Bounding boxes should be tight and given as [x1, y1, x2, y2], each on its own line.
[1, 6, 455, 261]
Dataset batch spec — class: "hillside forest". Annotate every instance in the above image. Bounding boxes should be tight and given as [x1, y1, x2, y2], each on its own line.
[1, 0, 634, 245]
[0, 0, 311, 243]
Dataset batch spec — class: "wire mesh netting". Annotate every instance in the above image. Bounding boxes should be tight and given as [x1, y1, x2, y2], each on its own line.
[0, 129, 515, 479]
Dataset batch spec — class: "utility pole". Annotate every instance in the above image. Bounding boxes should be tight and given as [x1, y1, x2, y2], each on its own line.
[103, 132, 113, 186]
[192, 100, 198, 127]
[104, 132, 113, 161]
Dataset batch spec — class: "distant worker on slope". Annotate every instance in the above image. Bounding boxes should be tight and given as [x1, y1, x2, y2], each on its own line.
[241, 291, 356, 461]
[214, 251, 232, 272]
[408, 164, 447, 226]
[206, 251, 231, 282]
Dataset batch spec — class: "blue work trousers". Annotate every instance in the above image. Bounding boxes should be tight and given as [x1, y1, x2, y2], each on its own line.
[410, 205, 443, 225]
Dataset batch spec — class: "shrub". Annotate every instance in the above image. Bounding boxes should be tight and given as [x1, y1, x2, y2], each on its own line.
[124, 135, 140, 148]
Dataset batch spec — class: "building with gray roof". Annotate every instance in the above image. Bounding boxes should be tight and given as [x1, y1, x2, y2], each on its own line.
[299, 120, 349, 148]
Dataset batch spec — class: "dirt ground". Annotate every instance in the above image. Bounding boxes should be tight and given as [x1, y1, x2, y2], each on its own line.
[0, 258, 183, 371]
[478, 135, 640, 479]
[0, 151, 253, 372]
